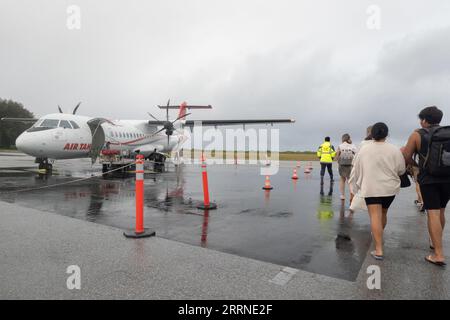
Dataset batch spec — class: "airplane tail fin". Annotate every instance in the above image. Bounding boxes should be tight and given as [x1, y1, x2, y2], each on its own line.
[178, 102, 188, 121]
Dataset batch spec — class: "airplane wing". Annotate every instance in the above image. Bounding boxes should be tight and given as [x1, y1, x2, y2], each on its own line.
[0, 117, 38, 122]
[183, 119, 295, 127]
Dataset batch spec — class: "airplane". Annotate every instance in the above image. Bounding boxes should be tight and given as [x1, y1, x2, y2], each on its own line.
[1, 101, 295, 172]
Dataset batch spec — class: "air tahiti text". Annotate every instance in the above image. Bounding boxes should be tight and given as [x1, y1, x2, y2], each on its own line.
[63, 143, 91, 151]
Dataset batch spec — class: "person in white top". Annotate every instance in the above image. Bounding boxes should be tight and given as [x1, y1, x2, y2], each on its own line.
[336, 134, 357, 202]
[350, 122, 406, 261]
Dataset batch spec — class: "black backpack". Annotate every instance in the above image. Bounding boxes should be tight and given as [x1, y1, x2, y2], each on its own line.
[420, 126, 450, 177]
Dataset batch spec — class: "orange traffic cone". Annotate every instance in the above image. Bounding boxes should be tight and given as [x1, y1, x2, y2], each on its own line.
[262, 175, 273, 190]
[292, 168, 299, 180]
[296, 161, 301, 168]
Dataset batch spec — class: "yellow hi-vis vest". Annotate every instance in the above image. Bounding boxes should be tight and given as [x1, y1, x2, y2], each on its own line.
[317, 141, 336, 163]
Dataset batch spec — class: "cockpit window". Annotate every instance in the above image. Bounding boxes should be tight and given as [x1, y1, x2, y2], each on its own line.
[59, 120, 72, 129]
[32, 119, 44, 127]
[69, 121, 80, 129]
[40, 119, 60, 128]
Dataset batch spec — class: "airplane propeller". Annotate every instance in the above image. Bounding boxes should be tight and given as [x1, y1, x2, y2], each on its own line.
[148, 99, 191, 147]
[57, 102, 82, 115]
[73, 102, 81, 115]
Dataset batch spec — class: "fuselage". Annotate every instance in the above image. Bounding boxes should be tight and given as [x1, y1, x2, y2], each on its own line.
[15, 113, 182, 160]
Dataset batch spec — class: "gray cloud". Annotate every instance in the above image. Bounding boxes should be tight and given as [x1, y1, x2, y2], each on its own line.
[0, 0, 449, 150]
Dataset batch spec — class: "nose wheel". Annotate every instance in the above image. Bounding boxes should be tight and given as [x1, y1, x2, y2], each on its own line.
[36, 158, 53, 173]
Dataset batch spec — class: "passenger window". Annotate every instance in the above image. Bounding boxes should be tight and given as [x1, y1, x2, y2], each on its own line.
[40, 119, 60, 128]
[69, 121, 80, 129]
[59, 120, 72, 129]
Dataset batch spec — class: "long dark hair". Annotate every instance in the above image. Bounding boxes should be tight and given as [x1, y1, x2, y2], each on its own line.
[371, 122, 389, 141]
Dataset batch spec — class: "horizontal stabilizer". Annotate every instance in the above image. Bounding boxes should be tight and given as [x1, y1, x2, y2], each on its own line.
[157, 105, 212, 109]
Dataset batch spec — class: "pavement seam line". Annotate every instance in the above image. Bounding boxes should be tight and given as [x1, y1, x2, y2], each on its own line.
[269, 267, 299, 286]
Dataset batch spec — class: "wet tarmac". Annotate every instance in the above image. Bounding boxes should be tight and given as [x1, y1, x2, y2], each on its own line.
[0, 152, 420, 281]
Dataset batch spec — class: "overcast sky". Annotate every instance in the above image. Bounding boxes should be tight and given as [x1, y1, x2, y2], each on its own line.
[1, 0, 449, 150]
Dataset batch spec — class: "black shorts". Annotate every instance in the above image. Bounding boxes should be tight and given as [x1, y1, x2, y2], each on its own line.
[365, 196, 396, 209]
[420, 183, 450, 210]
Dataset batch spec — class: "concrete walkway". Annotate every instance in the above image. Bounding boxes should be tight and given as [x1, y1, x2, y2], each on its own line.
[0, 201, 449, 299]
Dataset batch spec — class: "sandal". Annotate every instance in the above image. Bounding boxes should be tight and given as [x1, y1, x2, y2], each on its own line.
[425, 255, 446, 267]
[370, 250, 384, 261]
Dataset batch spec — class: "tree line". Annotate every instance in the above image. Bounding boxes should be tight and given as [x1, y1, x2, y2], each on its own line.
[0, 98, 34, 148]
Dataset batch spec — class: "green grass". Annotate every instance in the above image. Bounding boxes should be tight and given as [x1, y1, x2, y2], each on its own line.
[182, 150, 318, 162]
[0, 147, 18, 152]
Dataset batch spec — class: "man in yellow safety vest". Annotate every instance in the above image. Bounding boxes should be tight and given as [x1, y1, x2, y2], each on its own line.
[317, 136, 336, 185]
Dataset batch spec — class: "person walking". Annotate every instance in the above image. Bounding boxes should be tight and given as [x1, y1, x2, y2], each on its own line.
[336, 134, 357, 201]
[351, 123, 406, 260]
[317, 137, 336, 185]
[402, 106, 450, 266]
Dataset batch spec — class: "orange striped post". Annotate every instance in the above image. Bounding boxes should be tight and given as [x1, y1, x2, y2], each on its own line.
[124, 154, 155, 238]
[197, 153, 217, 210]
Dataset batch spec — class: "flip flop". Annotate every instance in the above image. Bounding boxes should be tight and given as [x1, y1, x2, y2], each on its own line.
[370, 251, 384, 261]
[425, 255, 446, 267]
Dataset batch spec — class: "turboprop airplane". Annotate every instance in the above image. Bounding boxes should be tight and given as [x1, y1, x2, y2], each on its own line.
[1, 101, 295, 171]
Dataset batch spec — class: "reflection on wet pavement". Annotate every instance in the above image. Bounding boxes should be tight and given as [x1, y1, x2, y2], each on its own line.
[0, 154, 403, 281]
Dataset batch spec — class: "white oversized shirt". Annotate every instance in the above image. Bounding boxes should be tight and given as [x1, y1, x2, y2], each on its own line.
[350, 141, 406, 198]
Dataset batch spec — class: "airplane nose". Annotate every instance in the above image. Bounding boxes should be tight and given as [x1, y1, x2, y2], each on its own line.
[15, 133, 33, 154]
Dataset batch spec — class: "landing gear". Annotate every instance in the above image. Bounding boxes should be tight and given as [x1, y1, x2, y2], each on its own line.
[147, 151, 166, 172]
[35, 158, 53, 174]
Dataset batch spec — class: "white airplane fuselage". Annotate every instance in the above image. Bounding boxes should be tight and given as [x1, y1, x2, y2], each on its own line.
[15, 113, 182, 160]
